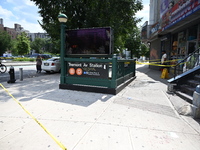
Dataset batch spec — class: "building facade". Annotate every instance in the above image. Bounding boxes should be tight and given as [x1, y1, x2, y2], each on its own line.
[28, 33, 49, 42]
[0, 18, 48, 42]
[142, 0, 200, 70]
[0, 19, 29, 39]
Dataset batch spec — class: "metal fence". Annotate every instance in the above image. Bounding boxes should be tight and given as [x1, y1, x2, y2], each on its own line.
[60, 55, 136, 93]
[174, 48, 200, 78]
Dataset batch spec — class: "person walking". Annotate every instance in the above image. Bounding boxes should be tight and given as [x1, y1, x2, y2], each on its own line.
[36, 55, 42, 73]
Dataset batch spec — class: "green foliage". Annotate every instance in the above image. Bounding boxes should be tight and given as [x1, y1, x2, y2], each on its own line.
[30, 38, 46, 53]
[13, 57, 35, 62]
[0, 30, 12, 56]
[140, 43, 149, 58]
[10, 39, 18, 55]
[16, 32, 31, 55]
[44, 38, 60, 54]
[31, 0, 143, 52]
[124, 27, 141, 58]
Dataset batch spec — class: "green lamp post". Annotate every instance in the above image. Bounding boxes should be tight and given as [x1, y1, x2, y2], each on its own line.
[58, 13, 68, 84]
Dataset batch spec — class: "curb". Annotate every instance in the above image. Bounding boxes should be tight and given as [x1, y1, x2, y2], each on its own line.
[3, 61, 36, 67]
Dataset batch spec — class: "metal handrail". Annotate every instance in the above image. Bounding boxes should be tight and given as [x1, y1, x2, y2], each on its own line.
[173, 48, 200, 78]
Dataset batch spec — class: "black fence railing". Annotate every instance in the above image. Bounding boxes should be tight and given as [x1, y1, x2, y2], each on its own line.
[173, 48, 200, 78]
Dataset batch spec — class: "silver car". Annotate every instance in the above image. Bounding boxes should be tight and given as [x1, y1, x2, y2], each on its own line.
[42, 57, 60, 73]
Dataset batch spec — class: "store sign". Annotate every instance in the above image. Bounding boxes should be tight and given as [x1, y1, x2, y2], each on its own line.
[161, 0, 200, 30]
[67, 62, 108, 78]
[160, 0, 170, 18]
[150, 22, 160, 35]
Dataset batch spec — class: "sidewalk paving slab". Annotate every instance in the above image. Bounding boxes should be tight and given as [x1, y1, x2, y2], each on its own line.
[0, 64, 200, 150]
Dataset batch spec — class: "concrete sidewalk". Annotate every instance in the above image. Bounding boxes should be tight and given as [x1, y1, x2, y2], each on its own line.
[0, 64, 200, 150]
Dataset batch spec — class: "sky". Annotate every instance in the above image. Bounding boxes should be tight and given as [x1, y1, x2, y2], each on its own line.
[136, 0, 150, 27]
[0, 0, 149, 33]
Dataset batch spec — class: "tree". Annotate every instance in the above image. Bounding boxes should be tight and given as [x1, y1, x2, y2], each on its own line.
[124, 27, 141, 58]
[0, 30, 12, 56]
[16, 32, 31, 55]
[10, 39, 18, 56]
[44, 38, 60, 54]
[140, 43, 149, 58]
[31, 0, 143, 52]
[31, 38, 45, 53]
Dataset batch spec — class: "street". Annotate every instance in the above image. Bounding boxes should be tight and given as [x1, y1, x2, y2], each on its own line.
[0, 65, 54, 83]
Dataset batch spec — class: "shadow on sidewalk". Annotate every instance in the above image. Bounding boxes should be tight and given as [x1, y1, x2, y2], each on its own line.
[136, 65, 171, 85]
[1, 74, 113, 107]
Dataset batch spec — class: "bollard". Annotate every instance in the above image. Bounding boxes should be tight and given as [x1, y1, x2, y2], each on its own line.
[192, 85, 200, 118]
[19, 68, 23, 81]
[167, 83, 176, 94]
[7, 66, 16, 83]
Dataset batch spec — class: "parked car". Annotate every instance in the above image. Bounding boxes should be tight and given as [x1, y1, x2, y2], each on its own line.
[40, 54, 52, 59]
[29, 53, 39, 58]
[42, 57, 60, 73]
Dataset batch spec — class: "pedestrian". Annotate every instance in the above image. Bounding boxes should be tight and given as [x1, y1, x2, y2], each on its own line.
[161, 50, 167, 64]
[36, 55, 42, 73]
[161, 50, 167, 71]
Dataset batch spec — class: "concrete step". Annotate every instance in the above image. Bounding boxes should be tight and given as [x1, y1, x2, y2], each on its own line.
[180, 84, 195, 97]
[175, 90, 193, 104]
[194, 74, 200, 82]
[187, 79, 200, 88]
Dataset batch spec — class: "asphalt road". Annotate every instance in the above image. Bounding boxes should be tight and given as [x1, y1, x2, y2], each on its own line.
[0, 65, 56, 83]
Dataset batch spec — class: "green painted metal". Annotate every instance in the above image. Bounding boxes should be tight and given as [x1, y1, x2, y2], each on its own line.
[111, 54, 117, 88]
[64, 57, 112, 63]
[62, 55, 136, 89]
[60, 23, 66, 84]
[65, 76, 112, 87]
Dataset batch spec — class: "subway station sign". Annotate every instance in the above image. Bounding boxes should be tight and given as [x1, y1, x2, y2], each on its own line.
[67, 62, 109, 78]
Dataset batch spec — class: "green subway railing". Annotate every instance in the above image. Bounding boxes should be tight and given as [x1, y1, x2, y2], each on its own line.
[60, 55, 136, 94]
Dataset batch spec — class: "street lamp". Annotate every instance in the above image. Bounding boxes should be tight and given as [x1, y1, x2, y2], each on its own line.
[58, 13, 68, 84]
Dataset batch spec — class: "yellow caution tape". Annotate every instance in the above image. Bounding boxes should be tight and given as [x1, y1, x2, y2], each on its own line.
[143, 58, 182, 63]
[136, 60, 186, 67]
[136, 61, 174, 67]
[0, 83, 67, 150]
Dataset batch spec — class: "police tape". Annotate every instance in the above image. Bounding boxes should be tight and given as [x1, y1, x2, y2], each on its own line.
[142, 59, 183, 63]
[136, 61, 172, 67]
[0, 83, 67, 150]
[136, 61, 185, 67]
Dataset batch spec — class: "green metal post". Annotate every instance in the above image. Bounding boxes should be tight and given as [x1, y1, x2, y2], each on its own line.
[111, 54, 117, 88]
[60, 23, 66, 84]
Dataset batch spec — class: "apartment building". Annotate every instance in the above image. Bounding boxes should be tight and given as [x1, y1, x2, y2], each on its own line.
[0, 18, 48, 41]
[142, 0, 200, 70]
[28, 32, 49, 42]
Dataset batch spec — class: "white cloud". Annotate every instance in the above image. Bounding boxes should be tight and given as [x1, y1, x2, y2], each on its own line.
[13, 5, 25, 12]
[6, 0, 15, 4]
[19, 19, 45, 33]
[23, 0, 35, 6]
[1, 1, 44, 33]
[0, 5, 15, 19]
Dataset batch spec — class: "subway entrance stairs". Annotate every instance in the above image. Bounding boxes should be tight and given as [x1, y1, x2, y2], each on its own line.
[168, 66, 200, 103]
[168, 48, 200, 104]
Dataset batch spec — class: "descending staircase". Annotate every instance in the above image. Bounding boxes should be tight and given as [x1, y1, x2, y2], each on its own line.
[180, 75, 200, 96]
[168, 48, 200, 103]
